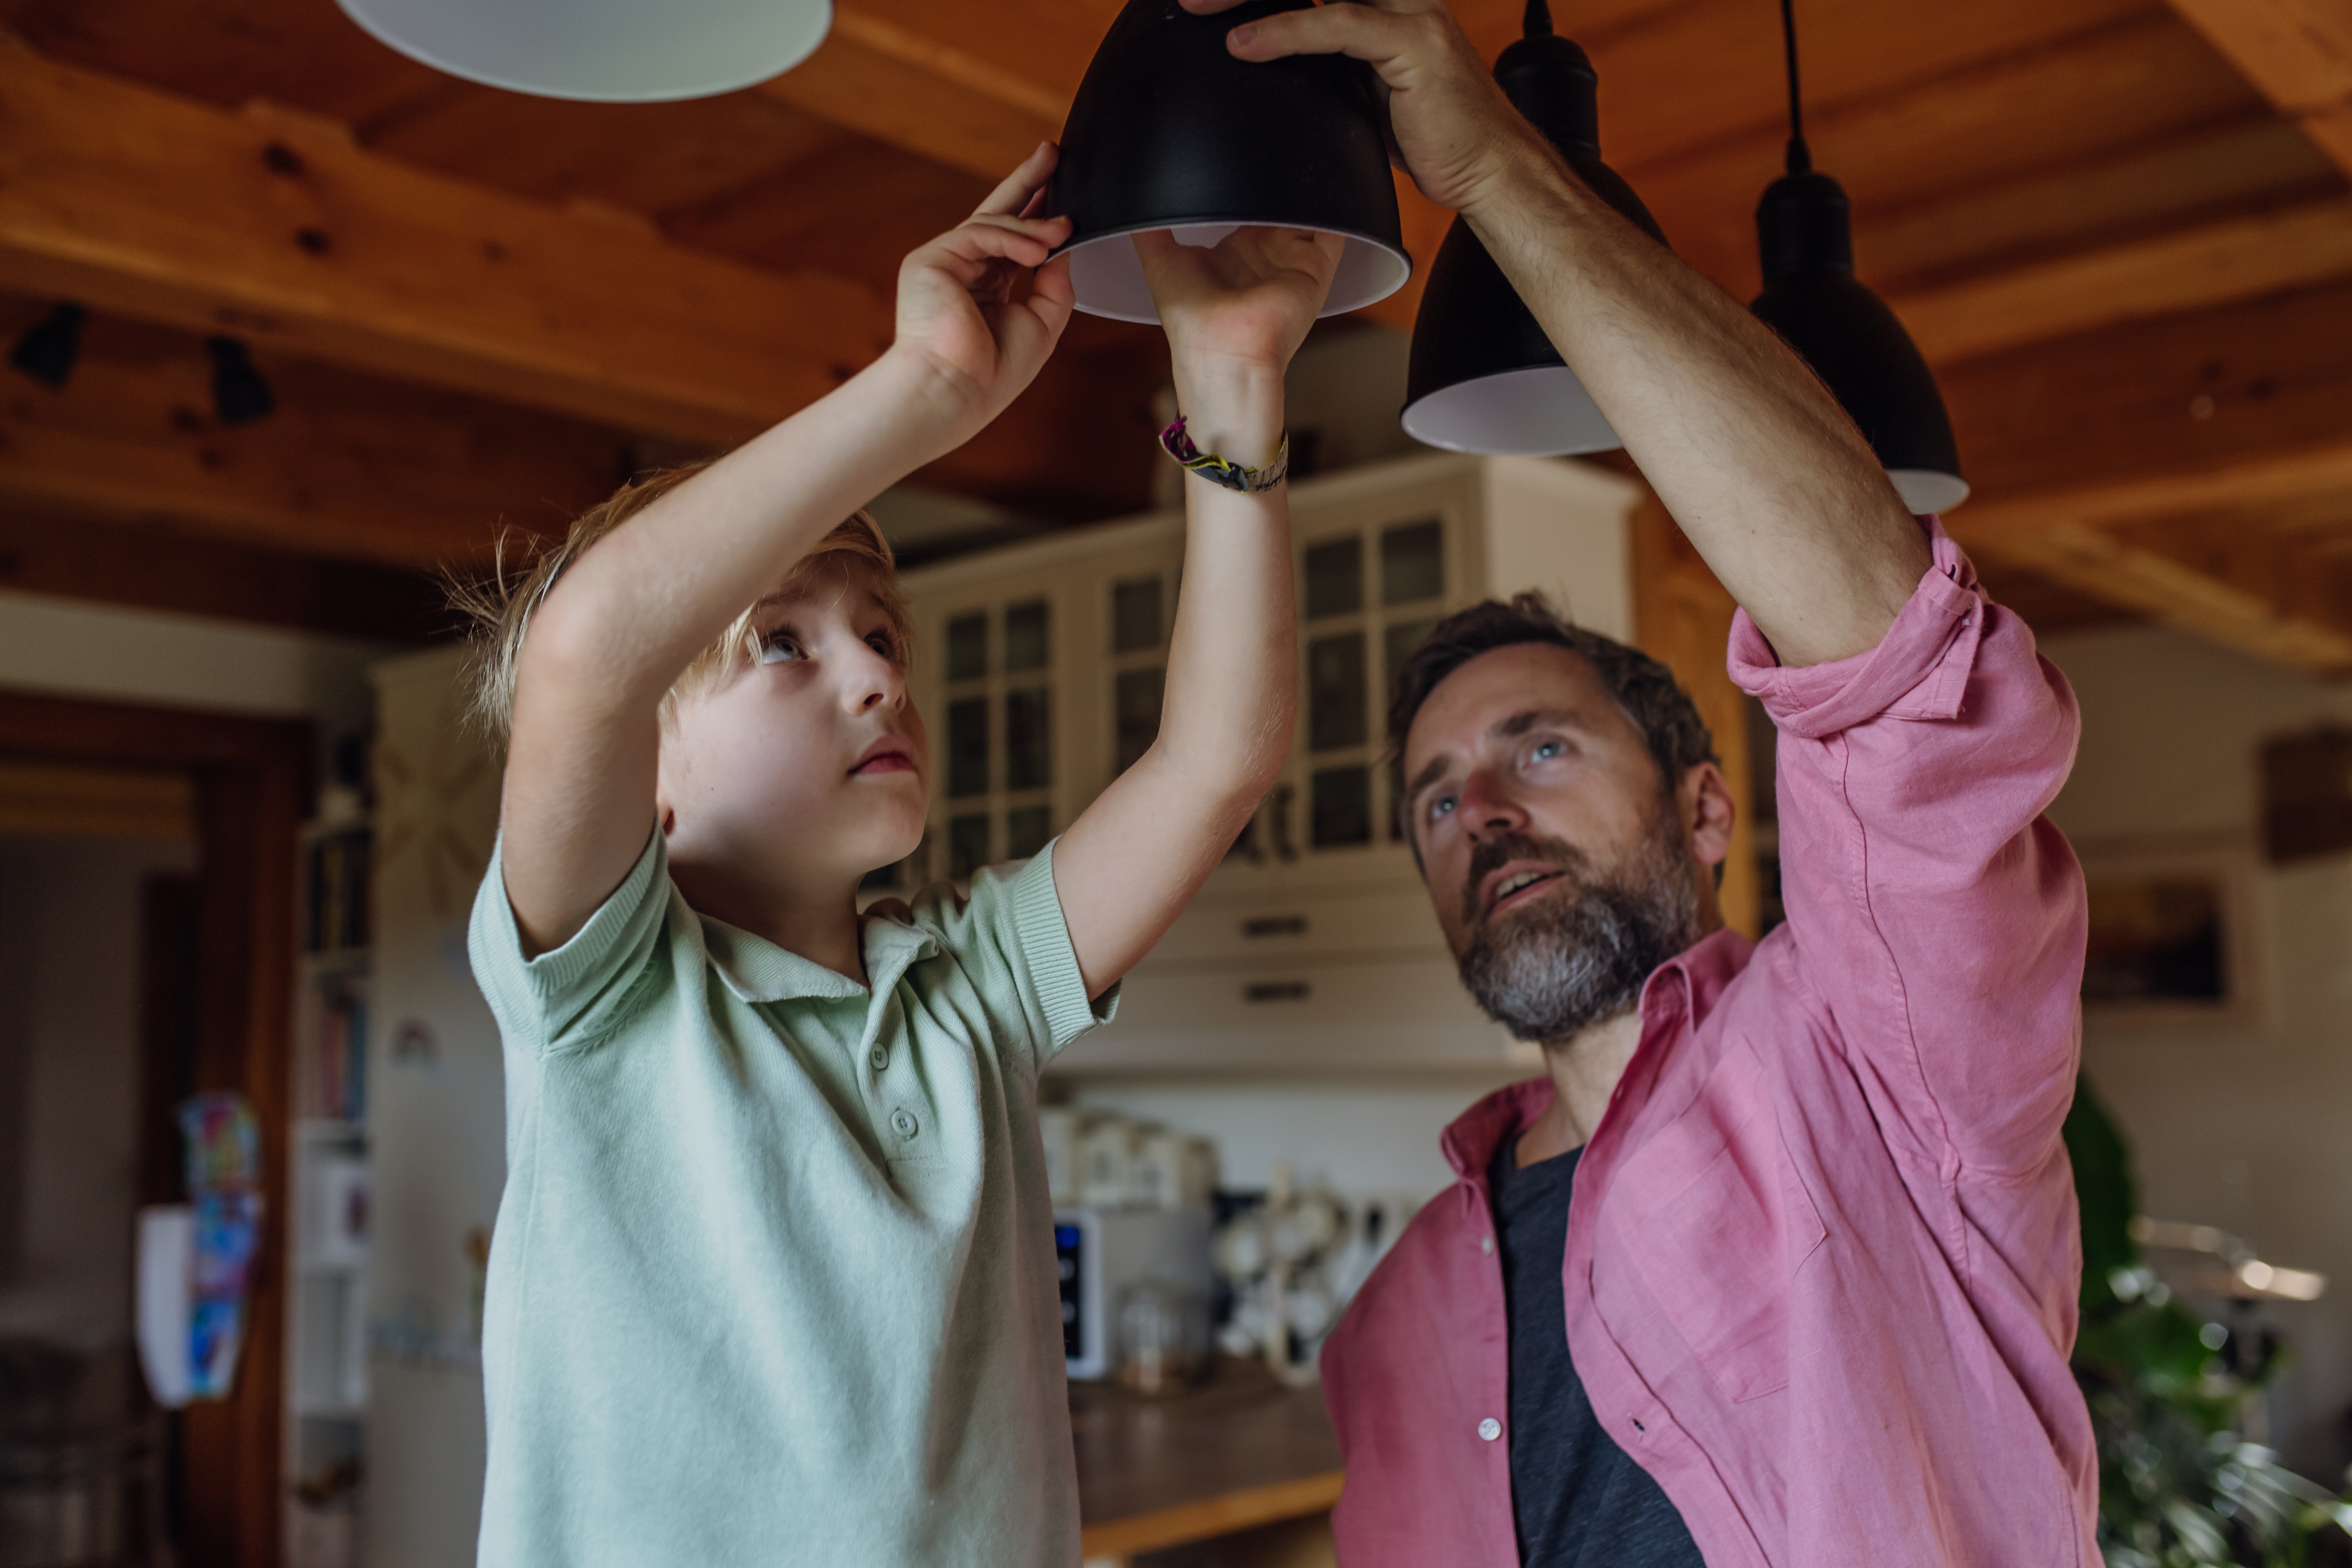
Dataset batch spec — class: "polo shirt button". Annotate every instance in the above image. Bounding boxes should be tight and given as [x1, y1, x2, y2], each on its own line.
[1477, 1418, 1502, 1442]
[1479, 1236, 1494, 1255]
[870, 1045, 888, 1071]
[891, 1109, 919, 1140]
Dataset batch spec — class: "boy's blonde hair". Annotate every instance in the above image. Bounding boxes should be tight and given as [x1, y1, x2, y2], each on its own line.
[454, 462, 908, 741]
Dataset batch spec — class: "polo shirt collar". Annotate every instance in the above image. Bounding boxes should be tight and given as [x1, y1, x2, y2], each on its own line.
[698, 906, 939, 1004]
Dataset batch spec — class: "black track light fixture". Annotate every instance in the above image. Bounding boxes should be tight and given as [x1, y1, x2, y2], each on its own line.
[1399, 0, 1667, 456]
[1048, 0, 1410, 324]
[1751, 0, 1967, 514]
[208, 337, 275, 427]
[9, 302, 85, 390]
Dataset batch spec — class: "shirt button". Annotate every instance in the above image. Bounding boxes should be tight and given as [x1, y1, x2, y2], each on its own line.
[869, 1045, 888, 1071]
[891, 1108, 919, 1141]
[1479, 1236, 1494, 1256]
[1477, 1418, 1502, 1443]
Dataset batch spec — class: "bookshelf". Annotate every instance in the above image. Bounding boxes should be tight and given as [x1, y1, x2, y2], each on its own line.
[285, 814, 373, 1568]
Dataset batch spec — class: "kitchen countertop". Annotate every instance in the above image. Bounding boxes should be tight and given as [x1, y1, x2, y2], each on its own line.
[1071, 1357, 1343, 1560]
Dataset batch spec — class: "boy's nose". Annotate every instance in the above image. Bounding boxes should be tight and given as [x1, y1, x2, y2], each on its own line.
[843, 643, 905, 714]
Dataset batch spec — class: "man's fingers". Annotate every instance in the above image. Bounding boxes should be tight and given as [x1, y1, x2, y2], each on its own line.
[1222, 0, 1411, 66]
[976, 141, 1061, 220]
[1181, 0, 1429, 13]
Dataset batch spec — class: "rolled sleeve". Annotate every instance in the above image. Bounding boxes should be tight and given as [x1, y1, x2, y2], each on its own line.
[1729, 523, 1984, 735]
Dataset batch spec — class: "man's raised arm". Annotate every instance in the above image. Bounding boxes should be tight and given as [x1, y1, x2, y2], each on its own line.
[1189, 0, 1930, 665]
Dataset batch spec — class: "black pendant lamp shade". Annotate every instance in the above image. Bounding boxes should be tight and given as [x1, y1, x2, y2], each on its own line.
[1401, 2, 1665, 455]
[1750, 0, 1965, 515]
[1047, 0, 1410, 324]
[1752, 172, 1966, 514]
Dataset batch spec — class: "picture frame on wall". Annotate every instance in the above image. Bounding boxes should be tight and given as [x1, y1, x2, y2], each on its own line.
[2074, 833, 2261, 1029]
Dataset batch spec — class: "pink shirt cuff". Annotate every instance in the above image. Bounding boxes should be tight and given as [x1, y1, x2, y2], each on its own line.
[1727, 518, 1986, 740]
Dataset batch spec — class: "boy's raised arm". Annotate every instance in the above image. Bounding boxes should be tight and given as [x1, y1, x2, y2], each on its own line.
[499, 147, 1076, 954]
[1051, 228, 1341, 998]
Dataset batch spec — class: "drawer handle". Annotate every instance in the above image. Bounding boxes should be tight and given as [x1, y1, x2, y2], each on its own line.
[1244, 981, 1311, 1004]
[1242, 915, 1307, 939]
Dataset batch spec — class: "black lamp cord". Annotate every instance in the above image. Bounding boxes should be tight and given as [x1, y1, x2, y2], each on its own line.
[1779, 0, 1811, 173]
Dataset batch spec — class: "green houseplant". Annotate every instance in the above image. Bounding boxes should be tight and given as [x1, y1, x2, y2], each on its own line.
[2064, 1082, 2352, 1566]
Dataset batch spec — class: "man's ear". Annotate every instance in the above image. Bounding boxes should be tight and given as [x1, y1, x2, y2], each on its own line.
[1681, 761, 1736, 870]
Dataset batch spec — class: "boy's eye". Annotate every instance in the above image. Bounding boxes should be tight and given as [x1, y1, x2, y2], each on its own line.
[867, 631, 901, 662]
[757, 631, 804, 665]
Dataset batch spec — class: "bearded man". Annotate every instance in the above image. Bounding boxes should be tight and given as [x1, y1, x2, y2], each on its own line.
[1185, 0, 2101, 1563]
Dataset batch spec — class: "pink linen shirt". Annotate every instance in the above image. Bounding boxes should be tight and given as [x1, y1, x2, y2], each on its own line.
[1320, 523, 2097, 1567]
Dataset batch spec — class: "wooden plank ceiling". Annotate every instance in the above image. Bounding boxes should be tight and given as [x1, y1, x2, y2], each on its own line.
[0, 0, 2347, 664]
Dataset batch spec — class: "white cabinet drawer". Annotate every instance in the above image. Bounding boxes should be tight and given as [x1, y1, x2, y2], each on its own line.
[1133, 880, 1449, 968]
[1062, 952, 1522, 1075]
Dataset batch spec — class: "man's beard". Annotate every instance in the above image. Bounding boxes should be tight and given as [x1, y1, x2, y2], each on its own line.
[1454, 814, 1702, 1045]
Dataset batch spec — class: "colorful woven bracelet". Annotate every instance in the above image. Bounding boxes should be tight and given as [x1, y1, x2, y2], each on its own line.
[1159, 416, 1290, 494]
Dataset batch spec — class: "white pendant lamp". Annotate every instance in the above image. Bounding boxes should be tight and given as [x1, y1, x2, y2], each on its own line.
[335, 0, 832, 102]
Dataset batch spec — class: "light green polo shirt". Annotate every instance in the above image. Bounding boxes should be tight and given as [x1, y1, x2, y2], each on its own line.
[467, 828, 1111, 1567]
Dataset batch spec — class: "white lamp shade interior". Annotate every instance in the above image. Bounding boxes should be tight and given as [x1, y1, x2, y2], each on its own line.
[1063, 225, 1410, 324]
[1887, 468, 1970, 517]
[334, 0, 831, 102]
[1401, 365, 1623, 457]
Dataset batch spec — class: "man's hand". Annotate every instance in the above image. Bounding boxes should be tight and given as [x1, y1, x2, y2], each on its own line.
[890, 142, 1077, 440]
[1181, 0, 1539, 215]
[1191, 0, 1927, 665]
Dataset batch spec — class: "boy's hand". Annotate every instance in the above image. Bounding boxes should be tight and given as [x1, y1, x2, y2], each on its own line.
[1135, 226, 1342, 464]
[892, 143, 1076, 438]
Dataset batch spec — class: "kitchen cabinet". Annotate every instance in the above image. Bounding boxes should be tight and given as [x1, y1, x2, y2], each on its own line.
[894, 452, 1640, 1074]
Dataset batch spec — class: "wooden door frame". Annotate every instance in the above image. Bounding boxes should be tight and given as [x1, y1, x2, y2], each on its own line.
[0, 685, 311, 1568]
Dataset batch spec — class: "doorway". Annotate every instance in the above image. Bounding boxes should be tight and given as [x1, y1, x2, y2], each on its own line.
[0, 693, 310, 1568]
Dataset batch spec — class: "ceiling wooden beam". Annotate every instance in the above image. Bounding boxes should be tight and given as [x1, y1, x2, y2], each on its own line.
[0, 35, 892, 448]
[1961, 514, 2352, 676]
[0, 499, 450, 643]
[0, 304, 627, 569]
[1943, 272, 2352, 504]
[760, 9, 1065, 182]
[1937, 275, 2352, 673]
[1893, 198, 2352, 366]
[2166, 0, 2352, 176]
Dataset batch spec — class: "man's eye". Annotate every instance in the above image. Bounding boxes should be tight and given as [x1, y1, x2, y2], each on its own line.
[757, 632, 804, 665]
[1429, 794, 1457, 821]
[1530, 740, 1564, 762]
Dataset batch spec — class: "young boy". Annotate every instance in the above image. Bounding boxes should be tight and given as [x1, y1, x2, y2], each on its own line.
[460, 145, 1340, 1566]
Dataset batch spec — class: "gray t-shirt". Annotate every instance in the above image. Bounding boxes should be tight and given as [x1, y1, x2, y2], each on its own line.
[468, 830, 1113, 1567]
[1491, 1137, 1706, 1568]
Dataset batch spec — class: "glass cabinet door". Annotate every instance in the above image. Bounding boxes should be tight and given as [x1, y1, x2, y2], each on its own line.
[892, 591, 1061, 888]
[1292, 513, 1452, 859]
